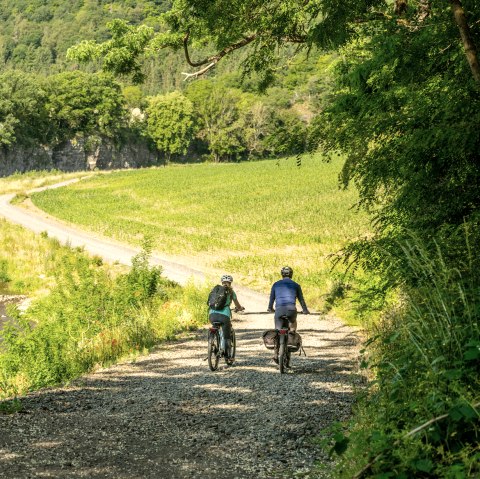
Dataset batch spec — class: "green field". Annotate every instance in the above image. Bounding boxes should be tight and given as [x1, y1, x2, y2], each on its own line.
[31, 156, 371, 311]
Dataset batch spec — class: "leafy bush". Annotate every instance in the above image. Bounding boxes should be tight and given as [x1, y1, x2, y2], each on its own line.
[0, 70, 49, 146]
[146, 91, 195, 162]
[44, 71, 126, 144]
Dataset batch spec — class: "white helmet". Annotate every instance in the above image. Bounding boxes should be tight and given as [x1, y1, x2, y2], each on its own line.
[221, 274, 233, 283]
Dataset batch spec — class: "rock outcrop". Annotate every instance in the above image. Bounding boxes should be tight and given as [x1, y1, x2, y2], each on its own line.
[0, 136, 158, 178]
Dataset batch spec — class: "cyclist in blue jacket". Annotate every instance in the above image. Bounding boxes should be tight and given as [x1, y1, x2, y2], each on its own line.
[267, 266, 310, 331]
[267, 266, 309, 364]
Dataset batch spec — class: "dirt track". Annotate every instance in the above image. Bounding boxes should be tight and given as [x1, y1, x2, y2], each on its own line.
[0, 182, 363, 478]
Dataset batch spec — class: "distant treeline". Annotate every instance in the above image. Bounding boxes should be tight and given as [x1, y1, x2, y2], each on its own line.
[0, 50, 334, 163]
[0, 0, 337, 164]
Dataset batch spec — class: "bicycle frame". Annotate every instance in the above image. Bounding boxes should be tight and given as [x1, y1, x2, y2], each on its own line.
[209, 324, 225, 351]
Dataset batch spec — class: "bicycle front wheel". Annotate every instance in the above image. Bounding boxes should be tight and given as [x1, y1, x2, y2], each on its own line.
[225, 329, 236, 365]
[208, 332, 220, 371]
[279, 336, 287, 374]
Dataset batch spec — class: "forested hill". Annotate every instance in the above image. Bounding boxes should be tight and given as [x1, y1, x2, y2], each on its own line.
[0, 0, 334, 166]
[0, 0, 170, 77]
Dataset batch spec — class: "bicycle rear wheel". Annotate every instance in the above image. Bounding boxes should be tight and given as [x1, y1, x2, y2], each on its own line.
[225, 329, 236, 365]
[279, 336, 287, 374]
[208, 332, 220, 371]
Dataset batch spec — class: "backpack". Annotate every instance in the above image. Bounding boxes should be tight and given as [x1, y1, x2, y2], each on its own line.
[207, 285, 229, 310]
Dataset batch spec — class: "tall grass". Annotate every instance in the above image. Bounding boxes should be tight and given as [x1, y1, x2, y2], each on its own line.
[30, 155, 371, 313]
[331, 233, 480, 478]
[0, 219, 63, 295]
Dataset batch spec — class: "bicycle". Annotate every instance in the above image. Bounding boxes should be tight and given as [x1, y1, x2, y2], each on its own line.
[276, 314, 292, 374]
[207, 318, 236, 371]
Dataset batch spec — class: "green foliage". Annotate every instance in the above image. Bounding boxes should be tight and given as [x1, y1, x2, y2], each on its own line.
[264, 109, 307, 156]
[0, 259, 10, 284]
[122, 85, 146, 109]
[313, 3, 480, 301]
[0, 2, 335, 161]
[185, 79, 245, 161]
[44, 71, 126, 143]
[67, 19, 155, 84]
[72, 0, 383, 84]
[181, 78, 311, 161]
[0, 398, 22, 414]
[0, 69, 127, 150]
[0, 70, 49, 146]
[331, 233, 480, 478]
[0, 0, 170, 75]
[121, 237, 164, 306]
[146, 91, 195, 160]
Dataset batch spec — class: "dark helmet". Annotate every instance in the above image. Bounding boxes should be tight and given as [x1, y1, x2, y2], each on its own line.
[281, 266, 293, 278]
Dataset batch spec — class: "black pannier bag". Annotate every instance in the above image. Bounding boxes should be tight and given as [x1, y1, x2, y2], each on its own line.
[262, 330, 278, 349]
[207, 285, 228, 310]
[287, 331, 302, 352]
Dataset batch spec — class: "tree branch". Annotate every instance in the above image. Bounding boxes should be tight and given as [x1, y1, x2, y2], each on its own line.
[183, 32, 211, 67]
[181, 62, 217, 80]
[182, 32, 257, 73]
[181, 31, 307, 79]
[450, 0, 480, 83]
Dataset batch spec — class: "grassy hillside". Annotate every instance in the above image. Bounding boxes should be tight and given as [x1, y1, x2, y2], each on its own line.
[31, 155, 371, 314]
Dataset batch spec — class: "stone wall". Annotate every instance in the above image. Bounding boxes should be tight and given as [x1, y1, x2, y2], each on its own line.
[0, 136, 158, 178]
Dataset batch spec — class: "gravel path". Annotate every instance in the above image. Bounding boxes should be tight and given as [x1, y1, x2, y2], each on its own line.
[0, 181, 364, 478]
[0, 307, 362, 479]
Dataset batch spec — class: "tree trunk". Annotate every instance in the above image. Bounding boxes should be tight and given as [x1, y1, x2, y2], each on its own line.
[394, 0, 408, 15]
[450, 0, 480, 83]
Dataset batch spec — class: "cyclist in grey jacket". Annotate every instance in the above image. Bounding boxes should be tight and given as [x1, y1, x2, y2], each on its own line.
[267, 266, 310, 332]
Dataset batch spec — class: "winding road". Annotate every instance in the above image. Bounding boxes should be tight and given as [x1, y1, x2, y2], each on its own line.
[0, 180, 362, 478]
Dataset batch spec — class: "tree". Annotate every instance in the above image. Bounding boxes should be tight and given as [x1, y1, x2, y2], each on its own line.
[265, 109, 307, 156]
[0, 70, 49, 147]
[44, 71, 126, 144]
[67, 1, 386, 83]
[237, 100, 270, 158]
[185, 79, 244, 161]
[311, 2, 480, 269]
[145, 91, 194, 162]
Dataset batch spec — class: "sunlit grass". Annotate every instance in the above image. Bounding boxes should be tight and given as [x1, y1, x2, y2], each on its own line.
[0, 220, 58, 296]
[31, 155, 371, 310]
[0, 170, 96, 196]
